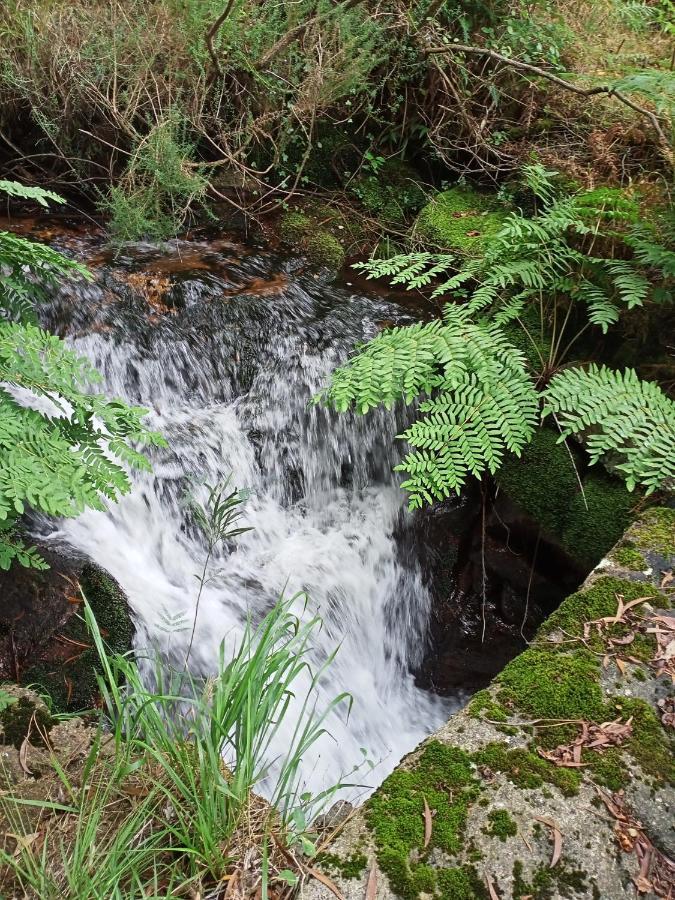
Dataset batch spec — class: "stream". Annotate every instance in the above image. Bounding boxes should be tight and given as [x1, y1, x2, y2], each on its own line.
[34, 232, 456, 800]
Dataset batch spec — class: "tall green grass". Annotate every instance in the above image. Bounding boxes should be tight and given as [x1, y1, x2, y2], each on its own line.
[0, 595, 352, 898]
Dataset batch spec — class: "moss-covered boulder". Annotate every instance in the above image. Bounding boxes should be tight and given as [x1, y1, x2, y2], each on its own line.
[497, 427, 636, 569]
[0, 549, 134, 712]
[414, 186, 509, 254]
[278, 210, 346, 270]
[304, 508, 675, 900]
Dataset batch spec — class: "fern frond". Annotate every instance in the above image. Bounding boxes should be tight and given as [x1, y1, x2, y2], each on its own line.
[543, 365, 675, 494]
[318, 305, 538, 504]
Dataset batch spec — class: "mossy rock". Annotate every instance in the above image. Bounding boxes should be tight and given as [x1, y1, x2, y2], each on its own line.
[278, 210, 346, 270]
[23, 562, 134, 712]
[352, 160, 427, 226]
[366, 742, 486, 900]
[414, 186, 509, 254]
[0, 691, 54, 749]
[497, 427, 636, 569]
[631, 506, 675, 557]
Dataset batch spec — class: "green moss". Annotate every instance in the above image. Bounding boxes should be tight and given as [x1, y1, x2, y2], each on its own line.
[366, 741, 480, 900]
[24, 564, 134, 713]
[585, 747, 625, 791]
[0, 696, 53, 749]
[278, 211, 311, 243]
[278, 210, 345, 270]
[633, 507, 675, 556]
[468, 689, 508, 723]
[415, 187, 509, 254]
[483, 809, 517, 841]
[619, 698, 675, 785]
[540, 576, 665, 643]
[513, 859, 589, 900]
[317, 852, 368, 879]
[498, 648, 606, 721]
[498, 430, 636, 569]
[474, 743, 581, 797]
[305, 231, 345, 270]
[436, 866, 488, 899]
[560, 470, 635, 569]
[611, 541, 647, 570]
[498, 428, 578, 540]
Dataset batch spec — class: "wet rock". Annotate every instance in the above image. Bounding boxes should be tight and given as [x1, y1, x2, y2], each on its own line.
[304, 507, 675, 900]
[0, 546, 134, 711]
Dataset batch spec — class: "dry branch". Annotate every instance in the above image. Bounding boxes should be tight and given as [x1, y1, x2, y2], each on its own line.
[424, 42, 671, 154]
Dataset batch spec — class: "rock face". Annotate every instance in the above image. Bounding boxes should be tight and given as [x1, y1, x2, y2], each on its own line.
[0, 547, 134, 711]
[304, 507, 675, 900]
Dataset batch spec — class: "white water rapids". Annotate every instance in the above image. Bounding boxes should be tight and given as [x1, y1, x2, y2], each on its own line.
[42, 239, 455, 800]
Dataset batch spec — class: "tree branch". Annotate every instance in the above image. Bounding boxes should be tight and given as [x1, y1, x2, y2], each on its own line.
[205, 0, 237, 81]
[425, 42, 671, 154]
[256, 0, 365, 72]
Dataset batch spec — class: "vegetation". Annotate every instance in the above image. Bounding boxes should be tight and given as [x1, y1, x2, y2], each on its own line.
[319, 168, 675, 511]
[0, 597, 351, 898]
[0, 180, 163, 570]
[0, 0, 671, 238]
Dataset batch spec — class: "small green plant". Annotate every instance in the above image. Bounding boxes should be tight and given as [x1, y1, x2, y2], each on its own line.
[0, 181, 165, 569]
[0, 595, 352, 897]
[184, 477, 253, 667]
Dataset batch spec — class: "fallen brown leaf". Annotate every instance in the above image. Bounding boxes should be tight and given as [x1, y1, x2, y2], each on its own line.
[19, 735, 32, 776]
[485, 871, 500, 900]
[365, 862, 378, 900]
[306, 867, 345, 900]
[422, 796, 433, 849]
[535, 817, 562, 867]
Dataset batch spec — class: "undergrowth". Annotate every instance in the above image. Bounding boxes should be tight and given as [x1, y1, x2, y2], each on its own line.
[0, 597, 352, 898]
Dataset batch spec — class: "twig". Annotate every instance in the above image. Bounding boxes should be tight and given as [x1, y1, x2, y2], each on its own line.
[424, 42, 671, 153]
[205, 0, 237, 81]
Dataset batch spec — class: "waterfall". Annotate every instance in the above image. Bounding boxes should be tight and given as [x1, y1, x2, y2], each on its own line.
[43, 238, 454, 799]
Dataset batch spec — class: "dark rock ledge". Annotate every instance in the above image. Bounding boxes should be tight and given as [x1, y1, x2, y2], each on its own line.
[305, 508, 675, 900]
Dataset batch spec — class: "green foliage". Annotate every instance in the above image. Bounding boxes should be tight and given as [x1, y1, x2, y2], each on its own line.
[0, 595, 351, 897]
[361, 168, 670, 365]
[0, 228, 89, 322]
[102, 117, 209, 241]
[328, 171, 675, 512]
[0, 180, 165, 568]
[543, 365, 675, 494]
[317, 305, 539, 506]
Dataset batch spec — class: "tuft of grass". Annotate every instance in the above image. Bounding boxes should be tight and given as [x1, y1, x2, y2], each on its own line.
[0, 595, 352, 898]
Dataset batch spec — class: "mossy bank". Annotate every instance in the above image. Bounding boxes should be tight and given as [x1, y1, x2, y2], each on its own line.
[303, 506, 675, 900]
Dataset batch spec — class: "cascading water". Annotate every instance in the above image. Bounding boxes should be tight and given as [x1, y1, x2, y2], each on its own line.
[41, 236, 455, 799]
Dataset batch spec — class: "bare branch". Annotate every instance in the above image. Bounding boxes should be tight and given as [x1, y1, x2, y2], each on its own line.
[205, 0, 237, 81]
[425, 42, 672, 154]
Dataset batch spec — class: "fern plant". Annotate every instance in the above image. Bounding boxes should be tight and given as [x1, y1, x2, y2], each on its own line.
[0, 181, 165, 570]
[321, 170, 675, 506]
[358, 166, 671, 374]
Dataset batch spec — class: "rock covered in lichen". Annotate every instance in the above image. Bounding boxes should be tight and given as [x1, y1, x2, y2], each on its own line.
[302, 507, 675, 900]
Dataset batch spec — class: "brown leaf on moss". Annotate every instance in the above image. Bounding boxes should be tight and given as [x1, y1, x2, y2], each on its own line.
[597, 788, 675, 898]
[537, 717, 632, 768]
[422, 796, 433, 849]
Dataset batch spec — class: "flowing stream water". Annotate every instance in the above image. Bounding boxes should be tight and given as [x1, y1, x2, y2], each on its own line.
[39, 235, 455, 800]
